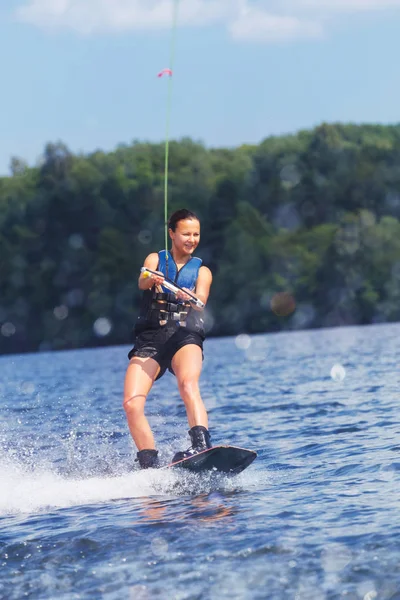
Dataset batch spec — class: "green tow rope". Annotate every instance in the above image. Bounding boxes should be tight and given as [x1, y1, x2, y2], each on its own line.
[163, 0, 180, 278]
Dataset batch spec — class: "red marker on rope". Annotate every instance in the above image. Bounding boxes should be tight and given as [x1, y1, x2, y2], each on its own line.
[158, 68, 173, 78]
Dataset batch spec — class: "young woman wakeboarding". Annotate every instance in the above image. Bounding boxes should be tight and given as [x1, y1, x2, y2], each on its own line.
[123, 209, 213, 469]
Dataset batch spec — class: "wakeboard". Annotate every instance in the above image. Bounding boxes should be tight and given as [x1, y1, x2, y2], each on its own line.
[166, 445, 257, 475]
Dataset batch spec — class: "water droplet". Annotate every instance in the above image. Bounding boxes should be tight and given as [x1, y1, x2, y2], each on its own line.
[330, 364, 346, 382]
[66, 289, 84, 307]
[235, 334, 251, 350]
[138, 230, 152, 245]
[203, 309, 215, 333]
[20, 382, 35, 395]
[53, 305, 69, 320]
[273, 204, 301, 231]
[280, 164, 301, 188]
[271, 292, 296, 317]
[69, 234, 84, 250]
[260, 292, 272, 309]
[1, 322, 16, 337]
[151, 537, 168, 557]
[321, 543, 352, 573]
[291, 303, 315, 328]
[93, 318, 112, 337]
[129, 586, 149, 600]
[357, 582, 378, 600]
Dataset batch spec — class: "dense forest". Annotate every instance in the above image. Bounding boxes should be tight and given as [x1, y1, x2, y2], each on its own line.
[1, 122, 400, 354]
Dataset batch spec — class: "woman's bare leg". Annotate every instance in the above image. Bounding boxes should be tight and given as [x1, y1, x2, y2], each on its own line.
[123, 357, 160, 450]
[171, 345, 208, 428]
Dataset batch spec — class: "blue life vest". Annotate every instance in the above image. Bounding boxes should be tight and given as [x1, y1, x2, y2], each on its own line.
[157, 250, 202, 293]
[134, 250, 205, 337]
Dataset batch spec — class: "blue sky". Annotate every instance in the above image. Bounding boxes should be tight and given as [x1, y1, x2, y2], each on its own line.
[1, 0, 399, 175]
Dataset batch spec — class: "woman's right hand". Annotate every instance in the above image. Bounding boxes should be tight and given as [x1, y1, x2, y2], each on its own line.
[148, 270, 165, 287]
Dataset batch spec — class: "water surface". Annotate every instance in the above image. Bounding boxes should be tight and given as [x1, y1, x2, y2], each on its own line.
[1, 324, 399, 599]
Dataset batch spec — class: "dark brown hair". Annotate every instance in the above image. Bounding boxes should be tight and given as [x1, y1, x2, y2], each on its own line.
[168, 209, 199, 232]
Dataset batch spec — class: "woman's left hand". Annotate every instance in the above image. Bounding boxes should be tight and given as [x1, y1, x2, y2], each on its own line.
[176, 287, 193, 303]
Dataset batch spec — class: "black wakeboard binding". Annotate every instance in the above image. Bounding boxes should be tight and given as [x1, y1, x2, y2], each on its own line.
[172, 426, 212, 463]
[136, 449, 159, 469]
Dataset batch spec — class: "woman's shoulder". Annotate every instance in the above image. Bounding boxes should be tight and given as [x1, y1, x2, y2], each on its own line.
[143, 252, 160, 268]
[199, 264, 212, 280]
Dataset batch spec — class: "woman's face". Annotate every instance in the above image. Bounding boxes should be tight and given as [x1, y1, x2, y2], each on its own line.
[169, 218, 200, 256]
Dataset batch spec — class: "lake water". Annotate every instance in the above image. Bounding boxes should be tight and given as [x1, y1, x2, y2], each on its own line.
[0, 324, 399, 600]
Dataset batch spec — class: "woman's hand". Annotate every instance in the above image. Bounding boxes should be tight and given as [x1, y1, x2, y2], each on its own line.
[148, 271, 165, 287]
[139, 261, 165, 291]
[176, 287, 193, 303]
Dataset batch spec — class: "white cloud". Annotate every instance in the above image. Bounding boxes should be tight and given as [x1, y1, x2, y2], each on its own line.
[15, 0, 233, 34]
[294, 0, 400, 11]
[14, 0, 400, 41]
[229, 6, 323, 43]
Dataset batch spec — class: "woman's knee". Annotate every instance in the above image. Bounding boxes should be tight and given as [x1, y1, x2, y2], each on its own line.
[178, 377, 199, 399]
[123, 394, 146, 417]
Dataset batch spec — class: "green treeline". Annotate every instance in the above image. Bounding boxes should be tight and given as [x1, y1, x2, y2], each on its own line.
[1, 122, 400, 354]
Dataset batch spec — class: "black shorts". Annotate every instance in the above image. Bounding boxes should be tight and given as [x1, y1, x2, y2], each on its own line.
[128, 325, 204, 380]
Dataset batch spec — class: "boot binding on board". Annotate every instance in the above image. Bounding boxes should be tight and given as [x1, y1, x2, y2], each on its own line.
[136, 449, 159, 469]
[172, 426, 212, 463]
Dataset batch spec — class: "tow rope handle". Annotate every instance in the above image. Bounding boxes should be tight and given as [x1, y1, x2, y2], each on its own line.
[140, 267, 205, 309]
